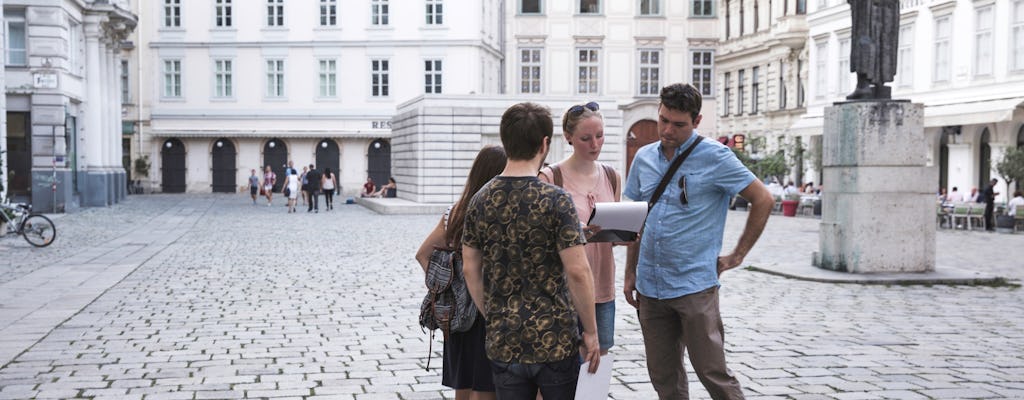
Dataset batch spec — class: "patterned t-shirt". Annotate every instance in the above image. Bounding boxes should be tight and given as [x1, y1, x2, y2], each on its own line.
[462, 176, 586, 364]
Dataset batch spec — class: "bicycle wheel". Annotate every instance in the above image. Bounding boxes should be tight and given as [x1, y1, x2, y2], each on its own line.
[21, 214, 56, 247]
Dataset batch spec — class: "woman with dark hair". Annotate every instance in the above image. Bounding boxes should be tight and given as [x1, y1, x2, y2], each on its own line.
[321, 167, 339, 210]
[415, 145, 506, 400]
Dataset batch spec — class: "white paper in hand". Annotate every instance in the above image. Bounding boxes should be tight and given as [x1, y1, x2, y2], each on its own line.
[574, 354, 613, 400]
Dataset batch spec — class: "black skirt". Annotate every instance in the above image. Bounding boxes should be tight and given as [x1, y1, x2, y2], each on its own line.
[441, 314, 494, 392]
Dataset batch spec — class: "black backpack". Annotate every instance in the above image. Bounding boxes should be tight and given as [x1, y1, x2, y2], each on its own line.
[418, 210, 477, 370]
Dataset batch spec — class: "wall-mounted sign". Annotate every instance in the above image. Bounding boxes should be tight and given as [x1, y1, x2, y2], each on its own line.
[33, 73, 59, 89]
[371, 120, 392, 129]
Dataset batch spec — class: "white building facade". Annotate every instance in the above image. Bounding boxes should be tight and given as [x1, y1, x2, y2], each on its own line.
[3, 0, 135, 211]
[795, 0, 1024, 201]
[132, 0, 502, 195]
[504, 0, 720, 176]
[716, 0, 811, 182]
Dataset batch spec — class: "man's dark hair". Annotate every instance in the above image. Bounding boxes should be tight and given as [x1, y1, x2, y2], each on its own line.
[500, 102, 553, 161]
[660, 83, 703, 120]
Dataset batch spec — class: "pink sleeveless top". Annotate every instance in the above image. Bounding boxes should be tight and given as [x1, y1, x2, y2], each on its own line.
[541, 164, 617, 303]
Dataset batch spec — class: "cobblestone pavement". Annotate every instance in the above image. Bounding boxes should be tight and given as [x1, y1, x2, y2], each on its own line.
[0, 194, 1022, 399]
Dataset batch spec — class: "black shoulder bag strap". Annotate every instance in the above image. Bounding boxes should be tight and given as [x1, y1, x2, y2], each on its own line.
[648, 136, 703, 211]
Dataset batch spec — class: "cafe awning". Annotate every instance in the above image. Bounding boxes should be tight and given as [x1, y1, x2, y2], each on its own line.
[924, 97, 1024, 128]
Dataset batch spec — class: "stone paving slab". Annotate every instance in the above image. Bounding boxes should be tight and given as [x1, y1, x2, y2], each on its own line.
[0, 195, 1021, 400]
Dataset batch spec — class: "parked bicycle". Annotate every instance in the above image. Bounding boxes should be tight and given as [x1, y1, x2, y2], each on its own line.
[0, 200, 56, 247]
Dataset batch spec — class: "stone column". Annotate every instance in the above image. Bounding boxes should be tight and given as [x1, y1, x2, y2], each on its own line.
[815, 101, 936, 273]
[83, 16, 108, 206]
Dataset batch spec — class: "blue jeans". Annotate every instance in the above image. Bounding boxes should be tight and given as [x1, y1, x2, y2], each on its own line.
[596, 300, 615, 351]
[489, 357, 580, 400]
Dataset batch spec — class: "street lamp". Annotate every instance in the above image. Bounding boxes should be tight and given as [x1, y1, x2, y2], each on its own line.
[321, 141, 328, 148]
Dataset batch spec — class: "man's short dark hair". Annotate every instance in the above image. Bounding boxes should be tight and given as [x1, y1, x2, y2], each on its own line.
[660, 83, 703, 120]
[500, 102, 553, 161]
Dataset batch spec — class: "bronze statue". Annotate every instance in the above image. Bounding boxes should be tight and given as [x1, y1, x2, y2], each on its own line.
[846, 0, 900, 100]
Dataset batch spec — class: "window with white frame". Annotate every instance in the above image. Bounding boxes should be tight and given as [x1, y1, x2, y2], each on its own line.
[267, 0, 284, 26]
[974, 5, 993, 76]
[639, 50, 661, 96]
[372, 59, 389, 97]
[1015, 0, 1024, 71]
[934, 15, 951, 82]
[372, 0, 390, 25]
[319, 59, 337, 97]
[69, 22, 82, 73]
[640, 0, 661, 15]
[521, 0, 542, 14]
[580, 0, 601, 14]
[425, 60, 443, 93]
[693, 0, 714, 16]
[215, 0, 232, 27]
[121, 60, 131, 103]
[752, 66, 760, 114]
[520, 48, 542, 94]
[164, 0, 181, 28]
[778, 61, 787, 109]
[214, 59, 233, 98]
[737, 69, 745, 114]
[320, 0, 337, 26]
[691, 50, 714, 97]
[163, 59, 182, 98]
[426, 0, 444, 24]
[723, 72, 731, 116]
[577, 49, 600, 94]
[815, 41, 827, 98]
[837, 38, 850, 94]
[897, 24, 914, 87]
[266, 59, 285, 98]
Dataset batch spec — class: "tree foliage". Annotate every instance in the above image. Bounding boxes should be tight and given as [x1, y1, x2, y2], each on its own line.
[995, 146, 1024, 196]
[734, 148, 788, 183]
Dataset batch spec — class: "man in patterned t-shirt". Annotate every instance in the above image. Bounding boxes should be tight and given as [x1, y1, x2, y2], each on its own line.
[462, 102, 601, 400]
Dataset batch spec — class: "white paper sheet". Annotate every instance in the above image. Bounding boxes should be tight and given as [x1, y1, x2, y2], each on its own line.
[586, 202, 648, 242]
[575, 354, 613, 400]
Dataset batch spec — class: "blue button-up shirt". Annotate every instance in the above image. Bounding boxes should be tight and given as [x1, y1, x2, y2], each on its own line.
[624, 133, 755, 299]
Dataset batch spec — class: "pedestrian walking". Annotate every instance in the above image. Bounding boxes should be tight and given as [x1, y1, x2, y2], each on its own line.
[623, 83, 774, 400]
[261, 165, 276, 207]
[283, 168, 299, 213]
[248, 169, 260, 205]
[462, 102, 600, 400]
[538, 100, 622, 356]
[416, 145, 506, 400]
[300, 166, 309, 207]
[982, 178, 999, 231]
[306, 164, 322, 213]
[322, 168, 339, 211]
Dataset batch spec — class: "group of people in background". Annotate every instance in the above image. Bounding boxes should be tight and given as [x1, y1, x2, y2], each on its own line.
[938, 180, 1024, 231]
[416, 83, 774, 399]
[247, 161, 339, 213]
[359, 176, 398, 198]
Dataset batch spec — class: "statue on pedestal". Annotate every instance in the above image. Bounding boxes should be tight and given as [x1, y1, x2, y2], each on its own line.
[846, 0, 900, 100]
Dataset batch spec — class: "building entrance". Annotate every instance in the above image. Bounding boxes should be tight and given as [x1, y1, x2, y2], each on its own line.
[161, 138, 186, 193]
[211, 138, 237, 193]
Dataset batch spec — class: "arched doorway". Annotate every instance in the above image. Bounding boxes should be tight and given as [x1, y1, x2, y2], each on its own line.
[367, 139, 391, 185]
[161, 138, 186, 193]
[211, 138, 237, 193]
[263, 139, 288, 192]
[626, 120, 658, 177]
[979, 128, 991, 188]
[315, 139, 340, 180]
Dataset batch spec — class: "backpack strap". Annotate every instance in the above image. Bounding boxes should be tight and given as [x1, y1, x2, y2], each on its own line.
[549, 164, 564, 188]
[602, 164, 617, 195]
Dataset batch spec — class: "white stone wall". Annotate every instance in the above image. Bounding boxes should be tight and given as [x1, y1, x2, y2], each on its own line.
[393, 95, 624, 204]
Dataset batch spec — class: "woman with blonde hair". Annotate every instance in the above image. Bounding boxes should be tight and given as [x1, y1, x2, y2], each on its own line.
[416, 145, 506, 400]
[539, 101, 622, 356]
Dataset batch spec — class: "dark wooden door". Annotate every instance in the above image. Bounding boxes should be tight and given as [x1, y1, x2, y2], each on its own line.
[367, 139, 390, 185]
[263, 139, 288, 192]
[161, 138, 186, 193]
[5, 112, 31, 196]
[626, 120, 659, 178]
[315, 139, 340, 181]
[211, 138, 237, 193]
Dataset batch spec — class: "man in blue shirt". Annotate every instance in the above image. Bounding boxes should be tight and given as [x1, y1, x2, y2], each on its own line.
[624, 83, 773, 399]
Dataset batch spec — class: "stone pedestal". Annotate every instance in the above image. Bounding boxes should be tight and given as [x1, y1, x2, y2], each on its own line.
[814, 101, 936, 273]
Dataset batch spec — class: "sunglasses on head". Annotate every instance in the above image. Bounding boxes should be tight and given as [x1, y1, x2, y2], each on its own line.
[568, 101, 600, 116]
